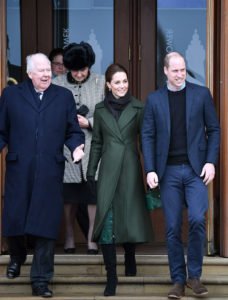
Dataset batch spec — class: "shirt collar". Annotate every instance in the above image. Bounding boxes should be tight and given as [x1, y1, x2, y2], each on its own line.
[167, 81, 186, 92]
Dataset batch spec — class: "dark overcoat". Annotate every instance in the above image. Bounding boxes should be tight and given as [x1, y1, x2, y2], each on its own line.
[0, 79, 84, 239]
[87, 97, 152, 243]
[141, 81, 220, 179]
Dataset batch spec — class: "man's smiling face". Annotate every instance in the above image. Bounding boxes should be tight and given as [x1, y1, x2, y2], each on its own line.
[28, 56, 52, 92]
[164, 55, 186, 91]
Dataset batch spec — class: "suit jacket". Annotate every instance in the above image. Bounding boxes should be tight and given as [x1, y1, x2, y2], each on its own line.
[141, 81, 220, 179]
[0, 79, 85, 239]
[87, 97, 152, 243]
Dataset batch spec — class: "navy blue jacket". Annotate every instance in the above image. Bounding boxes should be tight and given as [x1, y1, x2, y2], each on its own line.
[141, 81, 220, 179]
[0, 79, 84, 239]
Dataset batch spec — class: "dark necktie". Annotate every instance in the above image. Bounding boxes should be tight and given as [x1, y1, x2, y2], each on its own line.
[36, 92, 43, 100]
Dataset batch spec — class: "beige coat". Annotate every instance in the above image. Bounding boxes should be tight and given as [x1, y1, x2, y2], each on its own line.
[53, 72, 105, 182]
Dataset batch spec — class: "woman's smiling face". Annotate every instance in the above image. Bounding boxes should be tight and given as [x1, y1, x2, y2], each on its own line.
[107, 71, 129, 98]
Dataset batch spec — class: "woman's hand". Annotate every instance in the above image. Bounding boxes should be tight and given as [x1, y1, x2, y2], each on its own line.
[77, 114, 89, 128]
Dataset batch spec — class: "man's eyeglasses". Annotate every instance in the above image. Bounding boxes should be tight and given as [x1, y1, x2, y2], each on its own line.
[52, 62, 64, 67]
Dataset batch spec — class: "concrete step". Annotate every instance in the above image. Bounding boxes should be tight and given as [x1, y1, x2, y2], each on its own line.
[1, 254, 228, 298]
[1, 275, 228, 297]
[1, 254, 228, 276]
[0, 295, 228, 299]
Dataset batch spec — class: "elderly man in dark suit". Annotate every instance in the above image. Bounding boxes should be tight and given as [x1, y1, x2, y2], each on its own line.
[0, 53, 85, 297]
[141, 52, 220, 299]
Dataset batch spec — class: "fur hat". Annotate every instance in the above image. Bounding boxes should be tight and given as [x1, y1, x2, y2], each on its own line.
[63, 42, 95, 70]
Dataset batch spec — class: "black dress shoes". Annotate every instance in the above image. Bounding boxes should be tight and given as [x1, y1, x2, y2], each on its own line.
[64, 248, 75, 254]
[32, 285, 53, 298]
[6, 261, 21, 279]
[87, 248, 99, 255]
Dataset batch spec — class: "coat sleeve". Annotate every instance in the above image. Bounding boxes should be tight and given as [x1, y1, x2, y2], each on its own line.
[141, 95, 156, 174]
[137, 104, 145, 152]
[64, 96, 85, 152]
[204, 88, 220, 164]
[87, 107, 103, 178]
[0, 89, 9, 151]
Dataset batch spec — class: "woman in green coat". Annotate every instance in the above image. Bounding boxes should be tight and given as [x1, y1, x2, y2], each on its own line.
[87, 63, 152, 296]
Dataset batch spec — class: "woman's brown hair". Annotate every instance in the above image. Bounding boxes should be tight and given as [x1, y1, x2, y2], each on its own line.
[105, 63, 128, 95]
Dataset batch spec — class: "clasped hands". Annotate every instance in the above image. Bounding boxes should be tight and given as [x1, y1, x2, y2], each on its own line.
[73, 144, 85, 163]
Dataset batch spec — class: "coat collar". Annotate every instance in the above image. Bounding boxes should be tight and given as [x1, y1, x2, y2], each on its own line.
[185, 82, 194, 131]
[18, 79, 58, 112]
[97, 97, 142, 141]
[159, 87, 170, 134]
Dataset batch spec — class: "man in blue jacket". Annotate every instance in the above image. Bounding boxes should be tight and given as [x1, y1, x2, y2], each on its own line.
[141, 52, 220, 299]
[0, 53, 85, 297]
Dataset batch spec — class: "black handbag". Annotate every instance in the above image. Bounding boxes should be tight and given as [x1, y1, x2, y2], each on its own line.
[145, 187, 162, 211]
[77, 104, 89, 117]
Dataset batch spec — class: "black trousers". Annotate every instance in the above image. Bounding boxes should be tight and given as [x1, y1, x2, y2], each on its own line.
[8, 235, 55, 287]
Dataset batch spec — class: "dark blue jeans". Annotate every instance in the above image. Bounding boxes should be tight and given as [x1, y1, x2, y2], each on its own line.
[160, 164, 208, 285]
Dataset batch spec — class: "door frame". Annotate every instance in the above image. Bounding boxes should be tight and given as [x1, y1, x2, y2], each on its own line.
[114, 0, 156, 100]
[20, 0, 52, 79]
[0, 0, 227, 256]
[219, 0, 228, 257]
[0, 0, 7, 253]
[206, 0, 219, 255]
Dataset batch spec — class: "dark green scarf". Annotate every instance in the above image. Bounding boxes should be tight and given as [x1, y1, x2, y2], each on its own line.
[104, 91, 131, 120]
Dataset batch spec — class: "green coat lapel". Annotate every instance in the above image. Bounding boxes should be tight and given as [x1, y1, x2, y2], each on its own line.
[98, 103, 123, 141]
[98, 97, 142, 141]
[118, 99, 139, 132]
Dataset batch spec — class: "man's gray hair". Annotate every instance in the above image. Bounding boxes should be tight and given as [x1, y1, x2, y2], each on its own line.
[26, 53, 50, 73]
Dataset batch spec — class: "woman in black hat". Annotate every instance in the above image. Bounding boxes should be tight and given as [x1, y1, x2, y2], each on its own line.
[53, 42, 105, 254]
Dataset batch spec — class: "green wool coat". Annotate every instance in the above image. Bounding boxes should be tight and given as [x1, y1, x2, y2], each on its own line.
[87, 97, 152, 243]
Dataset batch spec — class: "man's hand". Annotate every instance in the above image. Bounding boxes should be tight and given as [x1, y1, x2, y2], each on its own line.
[77, 114, 89, 128]
[73, 144, 85, 163]
[147, 171, 159, 189]
[200, 163, 215, 185]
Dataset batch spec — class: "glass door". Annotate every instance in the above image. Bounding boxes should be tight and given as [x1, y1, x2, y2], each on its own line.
[52, 0, 114, 75]
[6, 0, 22, 84]
[157, 0, 207, 87]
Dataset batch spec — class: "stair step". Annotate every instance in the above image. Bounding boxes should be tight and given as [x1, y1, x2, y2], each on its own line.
[1, 254, 228, 298]
[1, 275, 228, 296]
[2, 274, 228, 283]
[0, 296, 226, 299]
[1, 254, 228, 276]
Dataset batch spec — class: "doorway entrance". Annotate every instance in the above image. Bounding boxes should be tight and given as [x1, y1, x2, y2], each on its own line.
[1, 0, 218, 255]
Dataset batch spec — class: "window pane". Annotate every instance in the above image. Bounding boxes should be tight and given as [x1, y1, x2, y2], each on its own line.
[7, 0, 21, 83]
[53, 0, 114, 74]
[157, 0, 207, 87]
